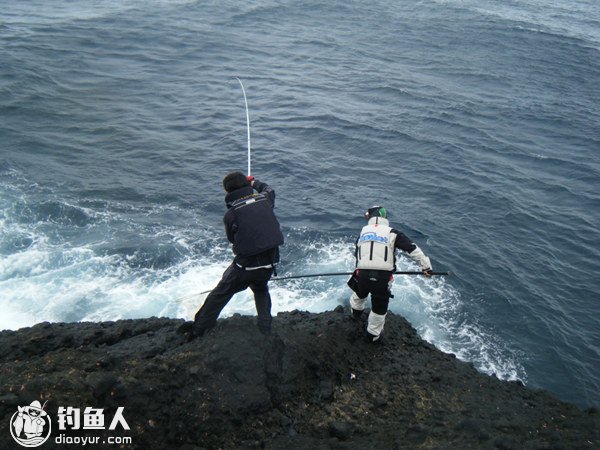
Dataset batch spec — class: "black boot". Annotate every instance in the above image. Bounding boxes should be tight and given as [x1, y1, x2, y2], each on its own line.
[176, 322, 194, 335]
[188, 327, 209, 342]
[177, 322, 198, 341]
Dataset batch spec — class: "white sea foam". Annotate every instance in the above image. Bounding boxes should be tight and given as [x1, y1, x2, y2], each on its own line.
[391, 264, 526, 382]
[0, 226, 525, 383]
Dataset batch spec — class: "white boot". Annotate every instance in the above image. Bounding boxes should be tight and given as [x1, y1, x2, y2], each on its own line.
[366, 311, 386, 342]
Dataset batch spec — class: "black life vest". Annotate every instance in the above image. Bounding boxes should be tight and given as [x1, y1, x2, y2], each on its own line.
[230, 192, 284, 257]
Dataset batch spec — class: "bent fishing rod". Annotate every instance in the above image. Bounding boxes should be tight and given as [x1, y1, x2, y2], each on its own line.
[236, 77, 251, 176]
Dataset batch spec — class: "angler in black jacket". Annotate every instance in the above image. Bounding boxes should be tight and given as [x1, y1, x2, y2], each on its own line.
[191, 171, 284, 338]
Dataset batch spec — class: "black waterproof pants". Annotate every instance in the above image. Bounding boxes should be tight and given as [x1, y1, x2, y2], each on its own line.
[193, 262, 273, 335]
[348, 269, 392, 314]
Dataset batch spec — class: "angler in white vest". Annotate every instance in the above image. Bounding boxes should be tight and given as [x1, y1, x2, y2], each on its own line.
[348, 206, 433, 342]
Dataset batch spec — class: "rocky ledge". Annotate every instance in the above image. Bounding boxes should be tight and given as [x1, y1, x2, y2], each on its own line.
[1, 308, 598, 449]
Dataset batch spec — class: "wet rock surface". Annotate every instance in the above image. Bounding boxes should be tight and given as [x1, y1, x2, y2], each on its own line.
[1, 307, 598, 449]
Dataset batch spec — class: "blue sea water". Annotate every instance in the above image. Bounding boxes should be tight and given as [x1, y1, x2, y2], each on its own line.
[1, 0, 599, 408]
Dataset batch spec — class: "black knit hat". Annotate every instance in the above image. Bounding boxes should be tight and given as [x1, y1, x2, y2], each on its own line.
[223, 171, 250, 193]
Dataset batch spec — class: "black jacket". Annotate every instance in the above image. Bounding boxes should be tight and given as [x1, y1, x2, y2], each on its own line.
[223, 179, 284, 267]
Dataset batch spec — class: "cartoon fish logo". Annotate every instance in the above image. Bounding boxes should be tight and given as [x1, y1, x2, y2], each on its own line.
[10, 400, 52, 447]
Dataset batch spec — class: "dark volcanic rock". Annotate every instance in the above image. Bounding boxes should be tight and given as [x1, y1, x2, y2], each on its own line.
[0, 310, 598, 450]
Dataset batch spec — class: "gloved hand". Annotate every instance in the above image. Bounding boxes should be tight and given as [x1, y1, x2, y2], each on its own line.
[247, 175, 255, 187]
[422, 268, 433, 277]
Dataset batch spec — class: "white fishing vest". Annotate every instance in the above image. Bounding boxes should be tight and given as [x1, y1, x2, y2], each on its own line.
[356, 217, 396, 271]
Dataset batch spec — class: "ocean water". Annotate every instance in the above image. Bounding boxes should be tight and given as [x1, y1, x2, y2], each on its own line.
[1, 0, 599, 408]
